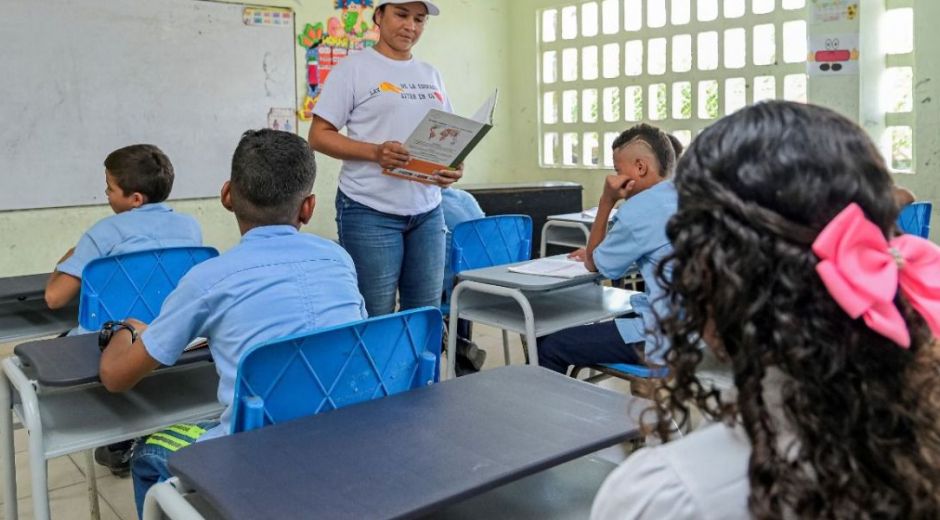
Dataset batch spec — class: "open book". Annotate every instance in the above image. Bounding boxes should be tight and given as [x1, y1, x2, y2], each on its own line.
[581, 207, 619, 220]
[507, 257, 592, 279]
[383, 90, 498, 184]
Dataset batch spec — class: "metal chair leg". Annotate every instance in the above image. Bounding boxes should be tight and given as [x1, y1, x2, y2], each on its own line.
[85, 449, 101, 520]
[0, 367, 17, 520]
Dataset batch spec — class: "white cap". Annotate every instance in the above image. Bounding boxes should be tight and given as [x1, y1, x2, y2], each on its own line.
[374, 0, 440, 16]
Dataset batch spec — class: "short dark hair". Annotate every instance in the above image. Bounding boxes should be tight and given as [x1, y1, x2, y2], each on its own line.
[611, 123, 676, 177]
[103, 144, 174, 202]
[667, 133, 684, 158]
[230, 129, 316, 226]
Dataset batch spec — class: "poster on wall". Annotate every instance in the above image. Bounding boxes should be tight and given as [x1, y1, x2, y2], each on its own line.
[267, 108, 297, 132]
[811, 0, 859, 24]
[296, 0, 380, 121]
[807, 33, 859, 76]
[243, 7, 293, 27]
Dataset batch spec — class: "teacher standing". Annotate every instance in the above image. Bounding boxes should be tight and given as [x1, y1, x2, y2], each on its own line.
[309, 0, 461, 317]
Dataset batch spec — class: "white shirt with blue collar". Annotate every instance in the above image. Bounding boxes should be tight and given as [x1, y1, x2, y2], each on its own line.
[592, 180, 677, 364]
[57, 203, 203, 278]
[140, 225, 368, 441]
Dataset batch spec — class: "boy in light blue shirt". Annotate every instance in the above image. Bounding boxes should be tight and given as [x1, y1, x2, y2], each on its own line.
[537, 124, 678, 373]
[441, 188, 486, 374]
[442, 188, 485, 286]
[45, 144, 202, 310]
[97, 129, 367, 516]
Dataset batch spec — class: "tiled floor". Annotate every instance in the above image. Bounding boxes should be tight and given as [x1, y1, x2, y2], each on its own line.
[0, 324, 640, 520]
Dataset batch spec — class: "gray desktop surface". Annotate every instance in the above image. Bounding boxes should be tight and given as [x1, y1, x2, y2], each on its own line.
[0, 273, 51, 301]
[0, 273, 78, 342]
[169, 365, 642, 520]
[456, 259, 601, 292]
[14, 333, 212, 387]
[424, 456, 617, 520]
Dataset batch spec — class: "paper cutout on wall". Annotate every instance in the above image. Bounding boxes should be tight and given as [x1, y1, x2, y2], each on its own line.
[807, 34, 859, 76]
[243, 7, 293, 27]
[811, 0, 859, 24]
[268, 108, 297, 132]
[296, 0, 378, 121]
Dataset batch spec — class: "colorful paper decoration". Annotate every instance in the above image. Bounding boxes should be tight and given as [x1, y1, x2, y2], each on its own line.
[296, 0, 379, 120]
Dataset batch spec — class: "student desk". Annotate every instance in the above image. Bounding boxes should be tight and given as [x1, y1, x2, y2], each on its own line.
[540, 211, 597, 257]
[446, 260, 636, 378]
[0, 273, 78, 343]
[146, 366, 642, 520]
[0, 333, 221, 520]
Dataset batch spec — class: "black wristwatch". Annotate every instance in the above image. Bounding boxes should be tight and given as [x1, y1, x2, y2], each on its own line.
[98, 321, 139, 351]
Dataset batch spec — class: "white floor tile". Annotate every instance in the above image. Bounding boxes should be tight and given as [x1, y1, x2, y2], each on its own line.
[5, 481, 121, 520]
[1, 453, 85, 503]
[93, 474, 136, 520]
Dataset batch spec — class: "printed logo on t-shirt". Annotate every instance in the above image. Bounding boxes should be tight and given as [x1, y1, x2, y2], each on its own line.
[369, 82, 444, 104]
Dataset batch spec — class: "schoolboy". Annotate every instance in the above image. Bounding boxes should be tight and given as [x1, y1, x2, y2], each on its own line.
[45, 144, 202, 310]
[97, 129, 368, 515]
[44, 144, 203, 476]
[441, 188, 486, 374]
[537, 124, 677, 373]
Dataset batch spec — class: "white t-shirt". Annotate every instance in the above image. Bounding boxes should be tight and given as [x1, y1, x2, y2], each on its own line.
[313, 48, 453, 216]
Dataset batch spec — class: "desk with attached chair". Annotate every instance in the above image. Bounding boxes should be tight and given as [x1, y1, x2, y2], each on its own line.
[0, 334, 220, 520]
[0, 273, 78, 344]
[144, 365, 643, 520]
[1, 247, 219, 520]
[446, 259, 636, 379]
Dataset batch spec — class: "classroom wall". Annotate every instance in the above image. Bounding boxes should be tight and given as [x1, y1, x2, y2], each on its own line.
[0, 0, 515, 277]
[507, 0, 940, 238]
[3, 0, 939, 277]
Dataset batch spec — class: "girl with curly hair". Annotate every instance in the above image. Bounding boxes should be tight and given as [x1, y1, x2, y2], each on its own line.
[591, 101, 940, 519]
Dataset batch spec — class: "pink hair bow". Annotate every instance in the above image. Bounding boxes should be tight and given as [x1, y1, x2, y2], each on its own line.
[812, 203, 940, 348]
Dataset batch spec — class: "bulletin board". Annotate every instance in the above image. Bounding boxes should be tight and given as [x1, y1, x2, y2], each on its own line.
[0, 0, 296, 210]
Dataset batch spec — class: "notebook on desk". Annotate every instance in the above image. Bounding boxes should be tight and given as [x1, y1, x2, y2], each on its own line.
[507, 257, 592, 279]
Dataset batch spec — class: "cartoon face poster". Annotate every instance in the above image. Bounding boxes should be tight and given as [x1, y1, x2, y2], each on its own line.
[811, 0, 859, 24]
[807, 33, 859, 76]
[296, 0, 380, 121]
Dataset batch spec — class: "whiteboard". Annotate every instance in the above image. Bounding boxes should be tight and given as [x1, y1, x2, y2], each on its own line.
[0, 0, 296, 210]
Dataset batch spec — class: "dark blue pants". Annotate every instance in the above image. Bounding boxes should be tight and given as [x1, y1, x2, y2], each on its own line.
[537, 320, 643, 374]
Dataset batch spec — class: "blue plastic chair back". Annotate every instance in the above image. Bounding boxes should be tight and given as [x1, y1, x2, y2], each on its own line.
[78, 247, 218, 330]
[451, 215, 533, 274]
[897, 201, 932, 238]
[443, 215, 532, 313]
[231, 307, 442, 433]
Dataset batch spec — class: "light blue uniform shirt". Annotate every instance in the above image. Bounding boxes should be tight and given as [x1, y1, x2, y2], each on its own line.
[140, 225, 368, 441]
[592, 180, 677, 364]
[57, 203, 203, 278]
[442, 189, 485, 282]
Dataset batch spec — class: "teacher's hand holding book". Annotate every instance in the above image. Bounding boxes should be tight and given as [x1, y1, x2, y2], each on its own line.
[433, 163, 463, 188]
[375, 141, 410, 169]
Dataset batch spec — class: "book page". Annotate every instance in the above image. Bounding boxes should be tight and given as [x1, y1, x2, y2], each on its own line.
[507, 257, 592, 279]
[403, 110, 486, 166]
[470, 90, 498, 124]
[385, 90, 498, 182]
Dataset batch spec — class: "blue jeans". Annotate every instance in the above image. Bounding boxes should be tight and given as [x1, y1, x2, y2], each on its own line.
[131, 421, 219, 519]
[537, 320, 643, 374]
[335, 190, 446, 316]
